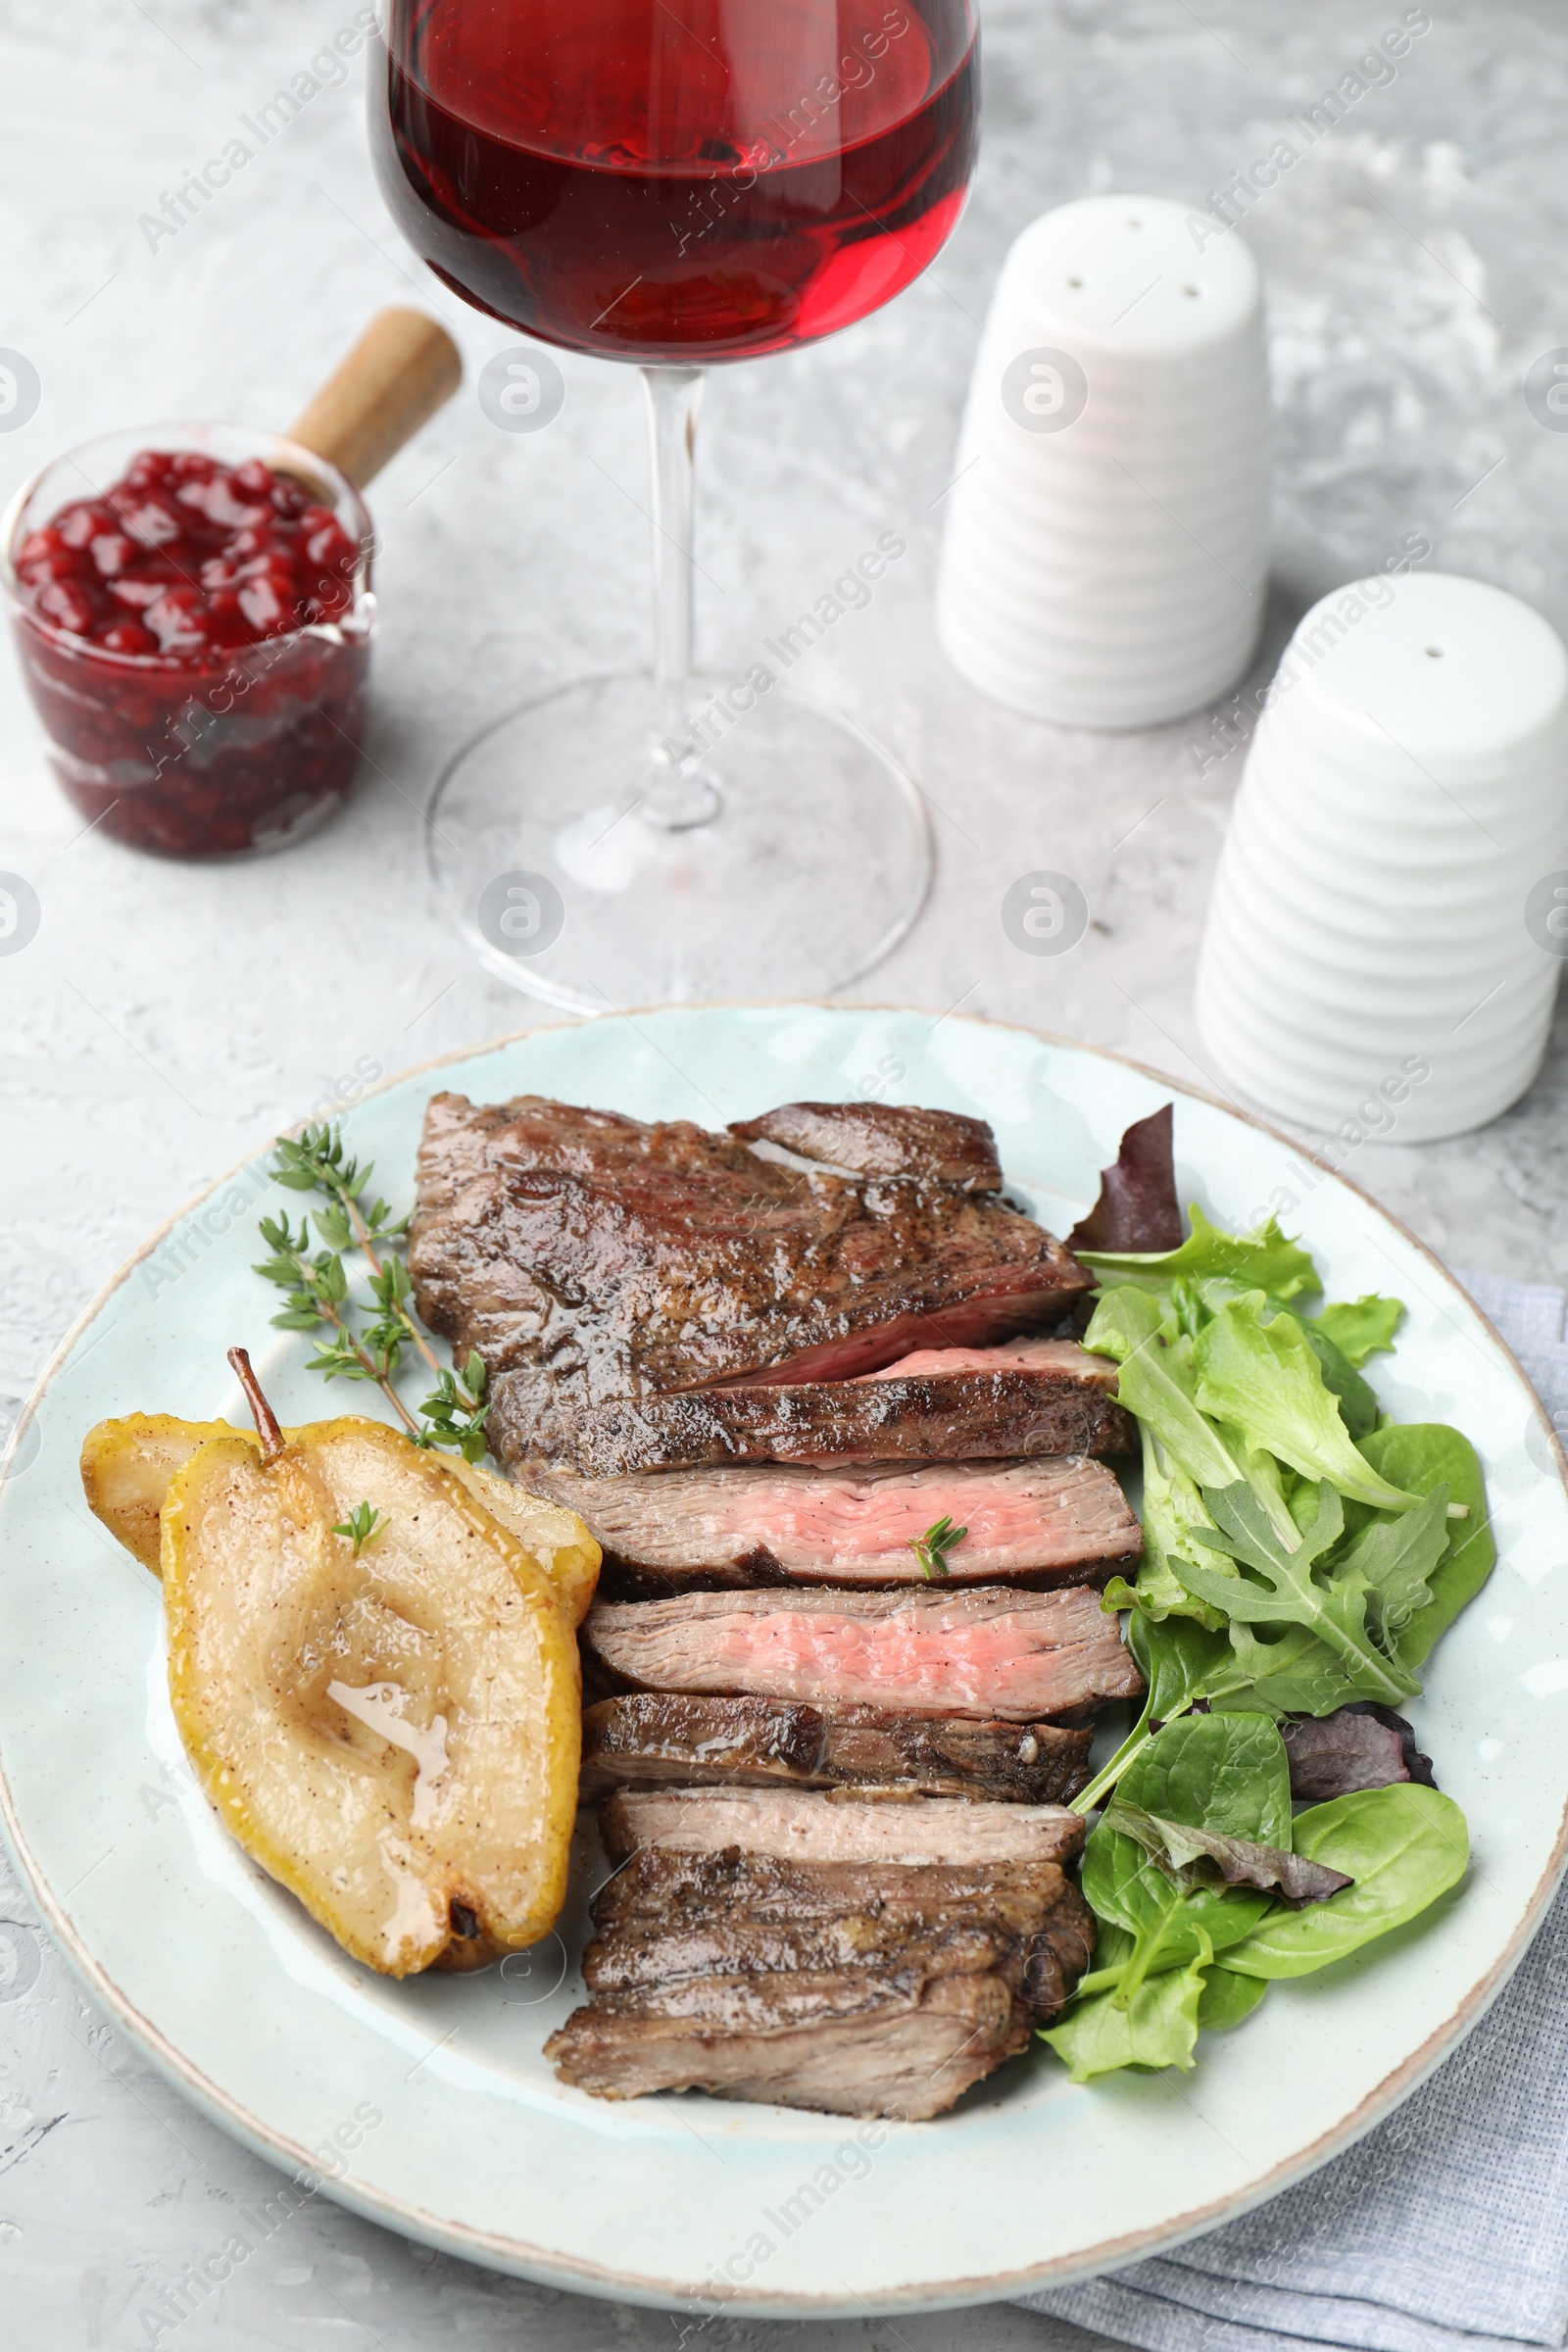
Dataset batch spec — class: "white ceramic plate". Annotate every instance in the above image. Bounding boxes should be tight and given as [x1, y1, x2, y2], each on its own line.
[3, 1004, 1567, 2319]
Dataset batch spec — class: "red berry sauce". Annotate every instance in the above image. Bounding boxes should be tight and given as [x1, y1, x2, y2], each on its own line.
[8, 448, 373, 858]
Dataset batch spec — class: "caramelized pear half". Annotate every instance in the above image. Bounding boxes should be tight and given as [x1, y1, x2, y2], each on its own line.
[163, 1417, 582, 1976]
[80, 1412, 599, 1624]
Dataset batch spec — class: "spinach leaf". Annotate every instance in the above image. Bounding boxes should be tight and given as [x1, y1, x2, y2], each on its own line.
[1103, 1799, 1353, 1906]
[1076, 1205, 1320, 1303]
[1311, 1296, 1404, 1365]
[1071, 1613, 1236, 1814]
[1194, 1298, 1417, 1511]
[1197, 1967, 1268, 2032]
[1125, 1706, 1293, 1842]
[1181, 1483, 1422, 1708]
[1081, 1714, 1288, 1988]
[1041, 1942, 1210, 2081]
[1357, 1425, 1494, 1670]
[1221, 1787, 1469, 1979]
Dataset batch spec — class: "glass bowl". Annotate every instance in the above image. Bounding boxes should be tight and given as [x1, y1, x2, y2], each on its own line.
[1, 422, 376, 860]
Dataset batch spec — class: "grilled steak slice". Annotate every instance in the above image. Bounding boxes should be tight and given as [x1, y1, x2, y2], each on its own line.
[1067, 1103, 1184, 1255]
[730, 1102, 1003, 1190]
[409, 1093, 1092, 1467]
[579, 1692, 1094, 1803]
[547, 1974, 1028, 2117]
[548, 1846, 1094, 2116]
[598, 1787, 1085, 1867]
[536, 1456, 1142, 1592]
[530, 1339, 1132, 1475]
[580, 1584, 1144, 1720]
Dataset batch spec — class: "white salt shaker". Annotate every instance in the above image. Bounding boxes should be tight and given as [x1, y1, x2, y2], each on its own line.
[936, 193, 1269, 730]
[1196, 571, 1568, 1144]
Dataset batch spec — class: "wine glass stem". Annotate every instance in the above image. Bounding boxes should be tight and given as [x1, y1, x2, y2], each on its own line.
[641, 364, 720, 829]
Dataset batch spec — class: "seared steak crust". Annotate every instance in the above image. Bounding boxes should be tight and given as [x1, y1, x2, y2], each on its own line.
[408, 1092, 1092, 1466]
[580, 1584, 1146, 1721]
[547, 1846, 1095, 2117]
[535, 1455, 1143, 1592]
[520, 1348, 1132, 1476]
[730, 1102, 1004, 1189]
[579, 1692, 1094, 1803]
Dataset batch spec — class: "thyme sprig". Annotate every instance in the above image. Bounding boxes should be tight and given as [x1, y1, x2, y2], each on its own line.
[332, 1502, 387, 1556]
[908, 1514, 967, 1581]
[255, 1122, 491, 1461]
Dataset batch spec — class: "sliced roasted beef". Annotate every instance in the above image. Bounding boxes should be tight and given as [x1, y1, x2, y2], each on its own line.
[580, 1584, 1145, 1720]
[1282, 1704, 1437, 1802]
[547, 1845, 1094, 2116]
[579, 1692, 1094, 1803]
[547, 1973, 1029, 2117]
[525, 1338, 1132, 1475]
[598, 1787, 1085, 1868]
[730, 1102, 1003, 1190]
[1066, 1103, 1184, 1255]
[535, 1456, 1142, 1593]
[408, 1093, 1092, 1468]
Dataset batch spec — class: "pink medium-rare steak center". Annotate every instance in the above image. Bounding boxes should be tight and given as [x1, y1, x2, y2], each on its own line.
[581, 1586, 1145, 1720]
[534, 1454, 1142, 1586]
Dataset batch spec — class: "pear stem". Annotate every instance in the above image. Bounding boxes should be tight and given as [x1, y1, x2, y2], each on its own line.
[228, 1347, 284, 1462]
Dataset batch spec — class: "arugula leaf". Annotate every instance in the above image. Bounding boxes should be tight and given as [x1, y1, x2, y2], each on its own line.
[1335, 1485, 1452, 1658]
[1311, 1296, 1404, 1366]
[1181, 1483, 1421, 1708]
[1076, 1204, 1320, 1303]
[1040, 1939, 1210, 2081]
[1087, 1294, 1302, 1549]
[1194, 1298, 1417, 1512]
[1221, 1787, 1469, 1979]
[1197, 1967, 1268, 2032]
[1104, 1799, 1353, 1906]
[1357, 1425, 1494, 1670]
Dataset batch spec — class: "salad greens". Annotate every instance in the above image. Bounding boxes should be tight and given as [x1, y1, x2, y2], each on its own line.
[1044, 1201, 1495, 2083]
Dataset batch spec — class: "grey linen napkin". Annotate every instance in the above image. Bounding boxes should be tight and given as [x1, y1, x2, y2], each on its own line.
[1021, 1271, 1568, 2352]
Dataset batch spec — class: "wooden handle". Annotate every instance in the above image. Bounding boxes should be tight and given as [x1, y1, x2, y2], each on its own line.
[286, 308, 462, 490]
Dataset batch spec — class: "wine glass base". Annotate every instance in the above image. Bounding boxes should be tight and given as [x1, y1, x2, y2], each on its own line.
[425, 672, 934, 1013]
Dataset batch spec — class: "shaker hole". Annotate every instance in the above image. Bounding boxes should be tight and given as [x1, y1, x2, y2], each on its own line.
[1067, 274, 1085, 288]
[1182, 284, 1200, 297]
[1425, 645, 1446, 659]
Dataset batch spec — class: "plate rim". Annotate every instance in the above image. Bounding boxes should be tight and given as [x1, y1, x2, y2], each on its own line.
[5, 998, 1567, 2315]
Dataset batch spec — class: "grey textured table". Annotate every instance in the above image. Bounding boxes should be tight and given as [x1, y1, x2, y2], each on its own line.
[4, 0, 1568, 2341]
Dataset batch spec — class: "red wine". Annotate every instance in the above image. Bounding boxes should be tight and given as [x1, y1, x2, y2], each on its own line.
[369, 0, 978, 363]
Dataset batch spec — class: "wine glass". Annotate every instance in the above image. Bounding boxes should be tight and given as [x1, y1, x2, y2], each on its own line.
[369, 0, 979, 1011]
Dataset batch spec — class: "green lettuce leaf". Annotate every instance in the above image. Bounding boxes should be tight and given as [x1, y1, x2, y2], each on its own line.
[1310, 1296, 1404, 1366]
[1194, 1298, 1417, 1511]
[1076, 1205, 1320, 1302]
[1040, 1941, 1209, 2081]
[1221, 1787, 1469, 1979]
[1284, 1312, 1380, 1440]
